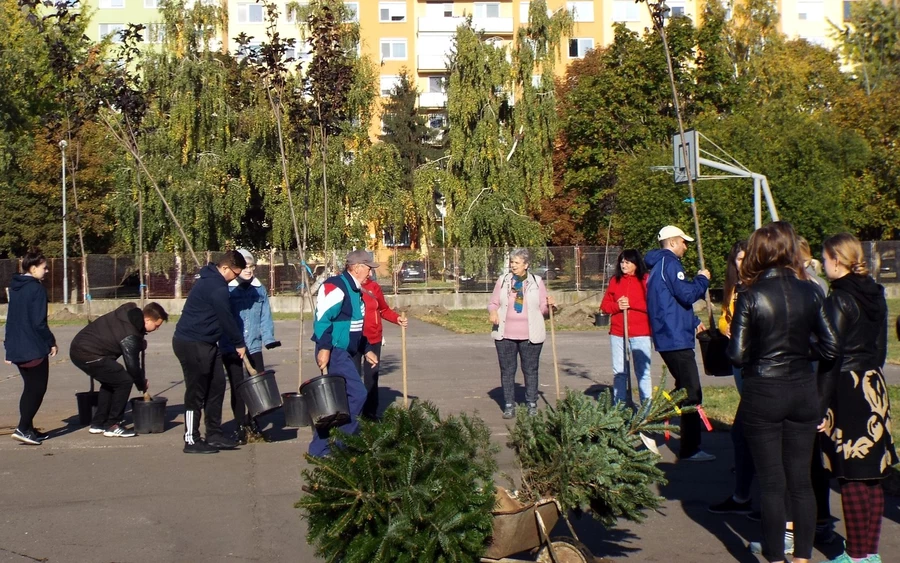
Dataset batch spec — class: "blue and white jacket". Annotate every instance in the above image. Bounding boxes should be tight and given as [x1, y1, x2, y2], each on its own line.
[645, 248, 709, 352]
[312, 271, 364, 352]
[219, 277, 276, 355]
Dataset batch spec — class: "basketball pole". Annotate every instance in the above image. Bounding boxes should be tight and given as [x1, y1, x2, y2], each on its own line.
[647, 0, 714, 327]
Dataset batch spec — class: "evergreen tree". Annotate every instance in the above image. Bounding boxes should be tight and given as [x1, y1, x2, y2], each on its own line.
[380, 69, 440, 248]
[298, 402, 498, 562]
[509, 376, 688, 527]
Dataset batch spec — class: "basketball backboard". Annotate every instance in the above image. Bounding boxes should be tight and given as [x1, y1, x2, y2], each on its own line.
[673, 129, 699, 184]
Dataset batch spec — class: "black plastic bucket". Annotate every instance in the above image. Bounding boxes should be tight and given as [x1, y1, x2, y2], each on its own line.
[282, 392, 310, 428]
[697, 329, 734, 376]
[299, 375, 350, 431]
[131, 396, 168, 433]
[75, 391, 99, 426]
[237, 372, 283, 418]
[594, 313, 610, 327]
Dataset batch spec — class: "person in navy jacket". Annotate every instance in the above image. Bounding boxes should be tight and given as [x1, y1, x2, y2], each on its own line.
[645, 225, 713, 462]
[4, 249, 57, 445]
[173, 251, 247, 454]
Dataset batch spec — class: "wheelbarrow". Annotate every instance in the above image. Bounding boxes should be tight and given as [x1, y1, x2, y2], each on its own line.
[480, 487, 593, 563]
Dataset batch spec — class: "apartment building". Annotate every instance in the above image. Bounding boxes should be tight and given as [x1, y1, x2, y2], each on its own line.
[84, 0, 848, 137]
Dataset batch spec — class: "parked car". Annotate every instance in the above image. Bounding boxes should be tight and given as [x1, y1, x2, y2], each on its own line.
[447, 267, 478, 286]
[531, 266, 560, 280]
[878, 249, 897, 281]
[398, 261, 427, 283]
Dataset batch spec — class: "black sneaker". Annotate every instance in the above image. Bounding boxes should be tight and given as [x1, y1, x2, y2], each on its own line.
[183, 440, 219, 454]
[502, 404, 515, 419]
[747, 510, 762, 522]
[206, 434, 238, 450]
[12, 428, 41, 446]
[33, 428, 50, 441]
[233, 426, 249, 446]
[526, 402, 538, 416]
[708, 496, 752, 514]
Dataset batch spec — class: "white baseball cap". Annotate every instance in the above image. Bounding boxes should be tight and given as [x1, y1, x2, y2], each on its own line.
[657, 225, 695, 242]
[236, 248, 255, 266]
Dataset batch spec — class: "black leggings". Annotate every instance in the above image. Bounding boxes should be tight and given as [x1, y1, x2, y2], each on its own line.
[17, 357, 49, 432]
[739, 374, 818, 562]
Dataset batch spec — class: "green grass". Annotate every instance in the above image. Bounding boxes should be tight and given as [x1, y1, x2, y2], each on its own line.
[412, 308, 603, 334]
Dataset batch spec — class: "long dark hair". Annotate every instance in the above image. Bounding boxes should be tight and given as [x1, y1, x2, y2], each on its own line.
[614, 249, 647, 281]
[741, 221, 805, 286]
[723, 240, 747, 306]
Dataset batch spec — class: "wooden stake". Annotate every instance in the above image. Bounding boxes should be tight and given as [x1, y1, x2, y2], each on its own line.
[549, 299, 560, 401]
[401, 312, 408, 408]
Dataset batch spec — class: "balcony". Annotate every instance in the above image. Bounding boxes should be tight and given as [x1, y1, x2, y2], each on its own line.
[472, 16, 514, 34]
[418, 16, 466, 33]
[417, 54, 449, 72]
[419, 92, 448, 108]
[417, 15, 514, 34]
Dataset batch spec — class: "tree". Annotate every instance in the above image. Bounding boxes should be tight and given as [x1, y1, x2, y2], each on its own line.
[444, 0, 571, 248]
[829, 0, 900, 95]
[380, 69, 440, 248]
[298, 402, 498, 562]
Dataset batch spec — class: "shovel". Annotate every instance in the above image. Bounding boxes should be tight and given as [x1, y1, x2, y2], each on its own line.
[141, 348, 151, 402]
[549, 298, 560, 401]
[242, 353, 275, 377]
[400, 312, 408, 408]
[623, 308, 636, 409]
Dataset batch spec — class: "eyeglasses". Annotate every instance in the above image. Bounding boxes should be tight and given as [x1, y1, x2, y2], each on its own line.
[230, 267, 243, 276]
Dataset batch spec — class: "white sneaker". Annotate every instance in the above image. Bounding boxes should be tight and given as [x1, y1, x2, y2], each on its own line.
[103, 424, 136, 438]
[681, 450, 716, 462]
[89, 426, 106, 434]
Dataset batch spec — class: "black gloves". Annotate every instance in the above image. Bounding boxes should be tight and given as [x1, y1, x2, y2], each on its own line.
[265, 341, 282, 350]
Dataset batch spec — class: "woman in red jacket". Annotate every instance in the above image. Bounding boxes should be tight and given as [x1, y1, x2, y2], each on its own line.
[359, 266, 407, 421]
[599, 249, 652, 405]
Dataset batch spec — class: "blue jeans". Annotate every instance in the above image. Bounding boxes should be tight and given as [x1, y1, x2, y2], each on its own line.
[308, 347, 367, 458]
[610, 336, 652, 404]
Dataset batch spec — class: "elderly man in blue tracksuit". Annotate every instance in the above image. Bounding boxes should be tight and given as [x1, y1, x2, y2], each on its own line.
[645, 225, 713, 462]
[308, 250, 376, 457]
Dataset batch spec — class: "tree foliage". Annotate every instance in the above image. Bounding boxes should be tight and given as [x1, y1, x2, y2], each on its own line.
[297, 402, 498, 562]
[509, 377, 688, 527]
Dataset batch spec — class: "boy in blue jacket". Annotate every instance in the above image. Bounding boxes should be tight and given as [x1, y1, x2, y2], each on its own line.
[220, 249, 280, 444]
[645, 225, 713, 462]
[173, 251, 247, 454]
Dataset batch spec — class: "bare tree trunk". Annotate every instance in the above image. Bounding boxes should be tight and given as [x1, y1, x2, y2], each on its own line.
[68, 136, 92, 321]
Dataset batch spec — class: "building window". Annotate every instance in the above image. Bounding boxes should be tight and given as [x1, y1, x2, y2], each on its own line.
[237, 2, 265, 23]
[146, 22, 165, 43]
[612, 0, 640, 21]
[286, 1, 308, 23]
[380, 75, 400, 96]
[519, 2, 530, 21]
[99, 23, 126, 41]
[144, 0, 158, 8]
[797, 0, 824, 21]
[383, 226, 411, 247]
[428, 76, 446, 92]
[343, 2, 359, 22]
[425, 2, 453, 17]
[379, 2, 407, 22]
[475, 2, 501, 18]
[99, 0, 125, 8]
[531, 74, 542, 88]
[380, 39, 407, 60]
[568, 38, 593, 58]
[566, 2, 594, 22]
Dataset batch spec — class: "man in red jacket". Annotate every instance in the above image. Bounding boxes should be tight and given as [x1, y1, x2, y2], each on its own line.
[358, 260, 407, 420]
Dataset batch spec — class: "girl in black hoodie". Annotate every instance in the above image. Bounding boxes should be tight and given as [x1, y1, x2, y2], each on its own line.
[818, 233, 897, 563]
[3, 249, 57, 445]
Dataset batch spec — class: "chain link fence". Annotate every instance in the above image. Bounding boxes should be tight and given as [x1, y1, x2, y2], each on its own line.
[0, 241, 897, 303]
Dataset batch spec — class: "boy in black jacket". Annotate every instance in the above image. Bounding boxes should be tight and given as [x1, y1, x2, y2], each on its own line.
[173, 251, 247, 454]
[70, 302, 169, 437]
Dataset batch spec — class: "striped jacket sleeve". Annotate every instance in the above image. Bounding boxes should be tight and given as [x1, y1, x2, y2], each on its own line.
[313, 281, 346, 351]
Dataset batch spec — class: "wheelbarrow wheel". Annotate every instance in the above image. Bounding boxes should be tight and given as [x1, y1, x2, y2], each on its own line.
[535, 536, 593, 563]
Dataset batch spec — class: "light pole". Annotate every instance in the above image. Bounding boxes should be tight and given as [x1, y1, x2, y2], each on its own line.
[59, 140, 68, 305]
[436, 196, 447, 279]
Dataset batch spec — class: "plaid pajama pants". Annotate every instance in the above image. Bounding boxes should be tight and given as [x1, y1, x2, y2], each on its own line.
[839, 479, 884, 558]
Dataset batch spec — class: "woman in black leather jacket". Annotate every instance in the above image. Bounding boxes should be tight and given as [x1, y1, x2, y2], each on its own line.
[726, 222, 838, 563]
[817, 233, 896, 563]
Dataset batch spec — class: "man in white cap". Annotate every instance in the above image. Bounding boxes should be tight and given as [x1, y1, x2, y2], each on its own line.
[644, 225, 713, 462]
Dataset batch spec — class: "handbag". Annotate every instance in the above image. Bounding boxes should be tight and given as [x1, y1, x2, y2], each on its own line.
[696, 328, 734, 377]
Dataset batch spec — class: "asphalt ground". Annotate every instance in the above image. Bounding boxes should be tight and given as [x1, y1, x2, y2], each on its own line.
[0, 318, 898, 562]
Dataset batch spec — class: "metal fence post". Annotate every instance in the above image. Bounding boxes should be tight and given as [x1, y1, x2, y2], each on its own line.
[454, 247, 460, 294]
[143, 252, 150, 301]
[174, 254, 183, 299]
[269, 247, 276, 295]
[575, 245, 582, 291]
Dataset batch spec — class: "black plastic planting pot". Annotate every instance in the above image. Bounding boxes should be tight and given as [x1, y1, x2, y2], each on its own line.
[299, 375, 350, 431]
[237, 372, 282, 418]
[282, 392, 310, 428]
[131, 396, 168, 434]
[593, 313, 610, 327]
[75, 391, 99, 426]
[697, 329, 734, 377]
